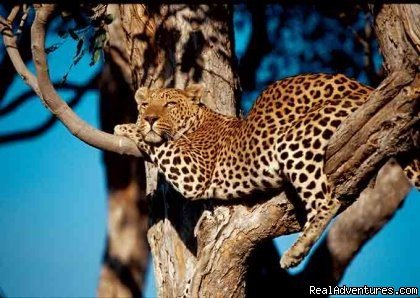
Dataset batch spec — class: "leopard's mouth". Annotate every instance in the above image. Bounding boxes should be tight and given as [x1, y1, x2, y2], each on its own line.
[143, 130, 164, 145]
[143, 129, 173, 145]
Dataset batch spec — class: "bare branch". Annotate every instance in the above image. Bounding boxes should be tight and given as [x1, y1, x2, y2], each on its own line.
[0, 79, 97, 116]
[0, 92, 82, 144]
[30, 4, 142, 157]
[16, 4, 29, 35]
[0, 6, 42, 98]
[374, 4, 420, 73]
[7, 5, 20, 24]
[326, 71, 418, 199]
[0, 18, 32, 102]
[326, 71, 412, 160]
[326, 160, 412, 280]
[0, 73, 99, 144]
[0, 4, 142, 155]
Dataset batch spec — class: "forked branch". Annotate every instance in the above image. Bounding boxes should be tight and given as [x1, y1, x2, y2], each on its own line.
[0, 6, 41, 98]
[4, 4, 141, 156]
[30, 4, 141, 156]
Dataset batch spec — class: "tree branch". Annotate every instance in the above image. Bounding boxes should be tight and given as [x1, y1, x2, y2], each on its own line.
[0, 16, 32, 102]
[0, 92, 82, 144]
[0, 6, 42, 99]
[326, 70, 418, 200]
[325, 160, 413, 280]
[0, 74, 99, 144]
[373, 4, 419, 73]
[0, 80, 97, 116]
[30, 4, 142, 157]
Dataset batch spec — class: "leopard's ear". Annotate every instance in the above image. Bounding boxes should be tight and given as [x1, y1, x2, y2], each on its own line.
[134, 87, 148, 105]
[184, 84, 204, 104]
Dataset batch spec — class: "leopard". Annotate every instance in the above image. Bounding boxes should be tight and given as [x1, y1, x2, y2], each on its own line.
[114, 73, 420, 269]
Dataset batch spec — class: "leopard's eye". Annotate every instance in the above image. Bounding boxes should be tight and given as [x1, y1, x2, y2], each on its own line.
[165, 101, 177, 108]
[140, 102, 149, 109]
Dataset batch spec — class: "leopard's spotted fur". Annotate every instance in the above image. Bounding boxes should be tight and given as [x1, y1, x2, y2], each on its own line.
[115, 74, 419, 268]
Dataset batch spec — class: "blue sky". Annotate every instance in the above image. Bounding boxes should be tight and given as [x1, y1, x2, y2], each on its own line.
[0, 6, 419, 298]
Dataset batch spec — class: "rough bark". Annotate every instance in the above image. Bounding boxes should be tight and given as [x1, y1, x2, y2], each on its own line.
[143, 5, 240, 297]
[94, 4, 162, 296]
[101, 4, 240, 296]
[2, 3, 418, 298]
[97, 61, 149, 297]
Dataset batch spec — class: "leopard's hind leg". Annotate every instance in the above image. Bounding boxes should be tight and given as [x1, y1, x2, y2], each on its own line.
[280, 155, 419, 269]
[278, 123, 341, 269]
[280, 167, 340, 269]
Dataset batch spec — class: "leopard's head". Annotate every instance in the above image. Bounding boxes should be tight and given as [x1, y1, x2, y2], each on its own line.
[134, 85, 204, 145]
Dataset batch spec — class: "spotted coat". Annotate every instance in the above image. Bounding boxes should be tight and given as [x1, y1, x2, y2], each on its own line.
[115, 73, 419, 268]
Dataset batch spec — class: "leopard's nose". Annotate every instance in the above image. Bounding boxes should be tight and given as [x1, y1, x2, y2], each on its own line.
[144, 115, 159, 126]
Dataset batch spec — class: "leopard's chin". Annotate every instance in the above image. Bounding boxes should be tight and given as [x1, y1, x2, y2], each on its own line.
[143, 131, 165, 145]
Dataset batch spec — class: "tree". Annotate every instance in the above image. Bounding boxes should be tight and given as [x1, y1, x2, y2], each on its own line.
[1, 3, 418, 297]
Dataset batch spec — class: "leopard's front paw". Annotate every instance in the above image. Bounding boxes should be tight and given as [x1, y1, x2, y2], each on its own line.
[114, 123, 138, 137]
[114, 124, 127, 136]
[114, 123, 144, 147]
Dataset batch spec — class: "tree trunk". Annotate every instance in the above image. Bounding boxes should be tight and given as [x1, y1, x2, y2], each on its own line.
[96, 4, 161, 296]
[97, 60, 150, 297]
[97, 4, 240, 297]
[98, 4, 419, 297]
[143, 5, 240, 297]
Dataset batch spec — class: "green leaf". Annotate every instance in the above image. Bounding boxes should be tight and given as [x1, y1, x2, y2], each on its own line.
[60, 72, 70, 85]
[93, 34, 105, 50]
[90, 49, 101, 66]
[45, 43, 60, 54]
